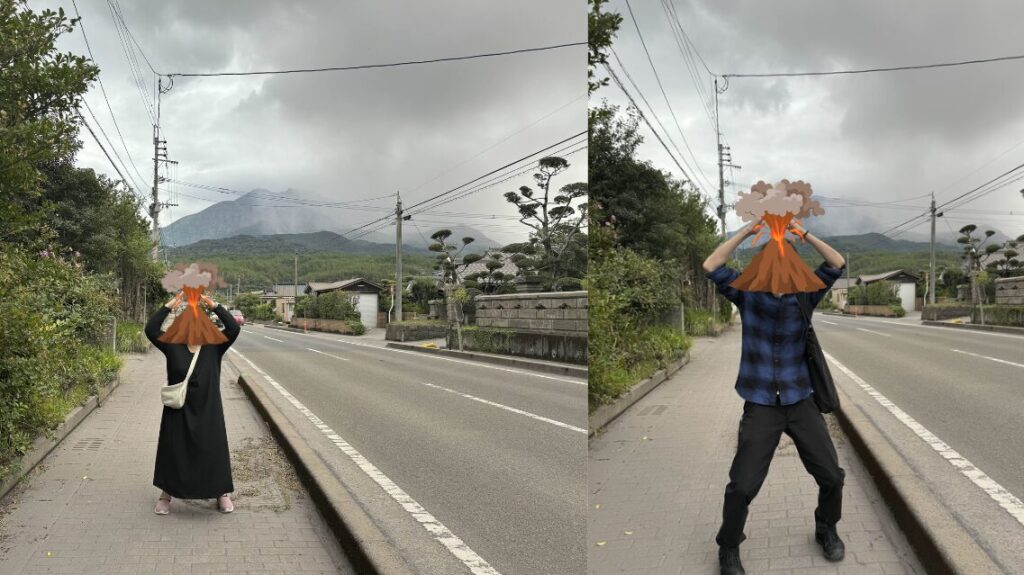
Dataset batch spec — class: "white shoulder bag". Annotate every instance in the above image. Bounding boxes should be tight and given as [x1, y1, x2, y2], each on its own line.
[162, 347, 200, 409]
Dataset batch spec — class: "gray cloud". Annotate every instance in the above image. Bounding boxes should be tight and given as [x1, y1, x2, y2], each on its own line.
[41, 0, 586, 245]
[599, 0, 1024, 242]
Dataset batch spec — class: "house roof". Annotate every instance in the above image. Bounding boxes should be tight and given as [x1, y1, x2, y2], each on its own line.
[306, 278, 383, 294]
[260, 284, 307, 298]
[831, 277, 859, 290]
[859, 269, 920, 284]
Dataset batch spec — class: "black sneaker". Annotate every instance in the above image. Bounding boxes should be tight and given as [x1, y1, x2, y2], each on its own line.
[815, 526, 845, 562]
[718, 545, 745, 575]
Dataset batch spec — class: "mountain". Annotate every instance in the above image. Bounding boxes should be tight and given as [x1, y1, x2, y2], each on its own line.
[161, 189, 501, 252]
[168, 230, 431, 257]
[731, 231, 961, 254]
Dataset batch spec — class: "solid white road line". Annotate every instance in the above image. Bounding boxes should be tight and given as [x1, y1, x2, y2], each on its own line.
[332, 339, 587, 385]
[264, 335, 284, 343]
[856, 327, 891, 337]
[820, 320, 839, 326]
[951, 349, 1024, 369]
[823, 351, 1024, 527]
[421, 382, 586, 434]
[231, 350, 501, 575]
[826, 314, 1020, 340]
[306, 347, 349, 361]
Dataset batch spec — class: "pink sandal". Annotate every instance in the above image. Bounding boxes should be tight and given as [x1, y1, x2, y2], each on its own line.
[217, 493, 234, 513]
[154, 494, 171, 515]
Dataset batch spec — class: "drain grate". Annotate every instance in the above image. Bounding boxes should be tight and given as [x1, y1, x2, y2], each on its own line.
[634, 405, 667, 416]
[71, 438, 105, 451]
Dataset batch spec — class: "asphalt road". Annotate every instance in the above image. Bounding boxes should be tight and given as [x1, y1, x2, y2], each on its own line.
[230, 325, 587, 575]
[813, 314, 1024, 501]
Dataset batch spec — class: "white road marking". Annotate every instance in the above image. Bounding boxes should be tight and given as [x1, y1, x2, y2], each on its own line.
[230, 350, 501, 575]
[421, 382, 586, 434]
[826, 314, 1021, 339]
[820, 320, 839, 326]
[306, 347, 349, 361]
[824, 351, 1024, 527]
[856, 327, 891, 337]
[951, 349, 1024, 369]
[258, 327, 586, 383]
[263, 335, 284, 343]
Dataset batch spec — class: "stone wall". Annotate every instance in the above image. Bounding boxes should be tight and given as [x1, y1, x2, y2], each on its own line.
[847, 304, 899, 317]
[474, 291, 587, 335]
[995, 276, 1024, 305]
[464, 291, 587, 363]
[386, 322, 448, 342]
[288, 317, 358, 334]
[922, 305, 973, 321]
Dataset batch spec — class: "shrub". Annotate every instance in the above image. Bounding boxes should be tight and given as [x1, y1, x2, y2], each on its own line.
[115, 320, 149, 353]
[685, 309, 717, 336]
[346, 320, 366, 335]
[889, 304, 906, 318]
[973, 305, 1024, 327]
[0, 247, 121, 481]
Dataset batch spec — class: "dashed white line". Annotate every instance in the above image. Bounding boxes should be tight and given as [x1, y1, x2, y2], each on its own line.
[264, 335, 284, 343]
[820, 320, 839, 326]
[230, 350, 501, 575]
[951, 349, 1024, 369]
[826, 315, 1021, 339]
[421, 382, 586, 434]
[856, 327, 891, 337]
[824, 351, 1024, 526]
[306, 347, 349, 361]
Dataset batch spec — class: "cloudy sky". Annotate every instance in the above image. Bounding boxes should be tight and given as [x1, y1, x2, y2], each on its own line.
[39, 0, 586, 245]
[595, 0, 1024, 243]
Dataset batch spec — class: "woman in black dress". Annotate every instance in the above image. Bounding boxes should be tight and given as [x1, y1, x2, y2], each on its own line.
[145, 290, 241, 514]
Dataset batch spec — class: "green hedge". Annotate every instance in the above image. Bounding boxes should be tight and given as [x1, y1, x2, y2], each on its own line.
[0, 247, 121, 482]
[115, 320, 149, 353]
[973, 305, 1024, 327]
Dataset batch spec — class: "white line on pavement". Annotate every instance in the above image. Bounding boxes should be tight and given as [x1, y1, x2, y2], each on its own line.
[950, 349, 1024, 369]
[331, 339, 587, 385]
[306, 347, 349, 361]
[820, 320, 839, 326]
[823, 351, 1024, 527]
[257, 327, 586, 384]
[856, 327, 891, 337]
[421, 382, 586, 434]
[826, 314, 1020, 339]
[230, 349, 501, 575]
[264, 335, 284, 343]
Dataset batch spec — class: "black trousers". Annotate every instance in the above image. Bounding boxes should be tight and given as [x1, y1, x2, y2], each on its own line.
[716, 397, 845, 548]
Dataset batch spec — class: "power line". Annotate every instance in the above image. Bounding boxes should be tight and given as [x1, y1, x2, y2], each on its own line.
[77, 111, 136, 199]
[661, 0, 717, 131]
[165, 41, 585, 78]
[623, 0, 715, 194]
[107, 0, 156, 124]
[70, 0, 149, 190]
[80, 100, 145, 198]
[108, 0, 159, 75]
[603, 61, 716, 209]
[723, 52, 1024, 79]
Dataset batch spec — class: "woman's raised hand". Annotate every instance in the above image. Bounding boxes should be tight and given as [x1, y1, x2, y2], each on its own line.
[165, 291, 184, 310]
[200, 294, 216, 309]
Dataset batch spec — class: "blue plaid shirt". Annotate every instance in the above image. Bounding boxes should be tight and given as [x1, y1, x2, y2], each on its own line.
[706, 261, 846, 406]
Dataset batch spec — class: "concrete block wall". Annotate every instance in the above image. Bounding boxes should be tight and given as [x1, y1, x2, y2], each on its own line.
[995, 276, 1024, 305]
[474, 291, 588, 336]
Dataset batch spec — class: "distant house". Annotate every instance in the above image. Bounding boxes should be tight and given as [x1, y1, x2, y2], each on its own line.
[828, 270, 920, 311]
[305, 278, 383, 328]
[258, 284, 307, 322]
[857, 269, 920, 311]
[829, 277, 859, 310]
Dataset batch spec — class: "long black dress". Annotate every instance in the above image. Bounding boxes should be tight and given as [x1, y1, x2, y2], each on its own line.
[145, 304, 240, 499]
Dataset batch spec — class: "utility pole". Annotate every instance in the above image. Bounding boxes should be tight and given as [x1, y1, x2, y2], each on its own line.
[929, 193, 937, 305]
[395, 191, 403, 322]
[715, 78, 726, 238]
[293, 250, 299, 322]
[149, 77, 175, 261]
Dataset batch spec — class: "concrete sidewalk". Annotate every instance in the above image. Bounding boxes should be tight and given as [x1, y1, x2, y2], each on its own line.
[588, 329, 924, 574]
[0, 351, 352, 575]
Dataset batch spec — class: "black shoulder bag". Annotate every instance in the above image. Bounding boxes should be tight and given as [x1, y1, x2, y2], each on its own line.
[796, 293, 839, 414]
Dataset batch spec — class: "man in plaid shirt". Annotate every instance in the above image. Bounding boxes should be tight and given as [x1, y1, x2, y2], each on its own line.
[703, 219, 847, 575]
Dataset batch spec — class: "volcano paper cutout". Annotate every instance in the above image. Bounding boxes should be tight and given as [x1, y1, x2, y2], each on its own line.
[158, 263, 228, 345]
[730, 180, 827, 294]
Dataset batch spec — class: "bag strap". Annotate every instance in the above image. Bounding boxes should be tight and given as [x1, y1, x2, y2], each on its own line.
[795, 293, 813, 333]
[183, 347, 201, 383]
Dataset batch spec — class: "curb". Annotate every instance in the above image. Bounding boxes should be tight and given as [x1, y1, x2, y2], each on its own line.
[920, 320, 1024, 336]
[384, 342, 588, 378]
[588, 351, 690, 437]
[833, 384, 1003, 574]
[233, 370, 413, 575]
[0, 359, 127, 501]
